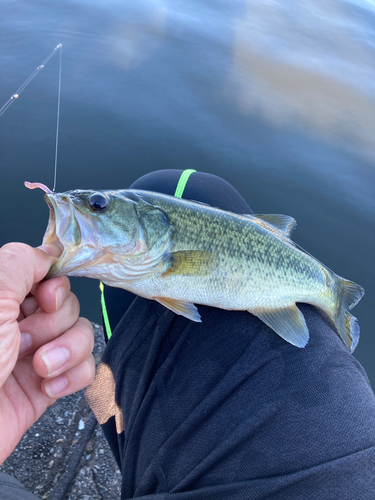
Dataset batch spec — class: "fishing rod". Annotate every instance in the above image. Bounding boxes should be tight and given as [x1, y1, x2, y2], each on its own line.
[0, 44, 62, 117]
[0, 43, 63, 192]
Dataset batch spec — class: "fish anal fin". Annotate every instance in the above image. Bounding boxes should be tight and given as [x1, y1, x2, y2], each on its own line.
[253, 214, 297, 237]
[154, 297, 201, 322]
[163, 251, 214, 276]
[250, 304, 309, 348]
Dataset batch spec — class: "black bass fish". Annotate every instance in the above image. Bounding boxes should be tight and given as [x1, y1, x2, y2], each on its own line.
[25, 181, 364, 351]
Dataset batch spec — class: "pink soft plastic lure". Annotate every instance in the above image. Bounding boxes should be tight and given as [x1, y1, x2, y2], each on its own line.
[24, 181, 53, 194]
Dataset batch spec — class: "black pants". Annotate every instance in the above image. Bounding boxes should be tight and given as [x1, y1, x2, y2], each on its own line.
[86, 170, 375, 499]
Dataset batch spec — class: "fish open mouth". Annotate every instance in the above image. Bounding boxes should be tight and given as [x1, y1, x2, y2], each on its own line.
[25, 182, 119, 280]
[44, 194, 81, 247]
[42, 193, 88, 277]
[43, 195, 65, 254]
[25, 182, 77, 261]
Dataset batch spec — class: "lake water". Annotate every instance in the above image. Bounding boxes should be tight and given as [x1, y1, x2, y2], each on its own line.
[1, 0, 374, 386]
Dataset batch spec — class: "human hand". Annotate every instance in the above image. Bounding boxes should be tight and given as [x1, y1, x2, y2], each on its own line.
[0, 243, 95, 464]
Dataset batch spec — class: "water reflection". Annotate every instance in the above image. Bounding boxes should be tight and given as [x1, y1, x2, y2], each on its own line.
[1, 0, 374, 386]
[110, 0, 168, 69]
[231, 0, 375, 159]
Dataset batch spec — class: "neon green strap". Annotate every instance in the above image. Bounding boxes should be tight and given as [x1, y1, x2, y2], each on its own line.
[174, 169, 196, 198]
[100, 169, 197, 341]
[100, 281, 112, 340]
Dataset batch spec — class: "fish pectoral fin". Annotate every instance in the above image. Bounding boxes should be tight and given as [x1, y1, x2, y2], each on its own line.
[163, 251, 214, 276]
[253, 214, 297, 237]
[249, 304, 309, 348]
[154, 297, 202, 322]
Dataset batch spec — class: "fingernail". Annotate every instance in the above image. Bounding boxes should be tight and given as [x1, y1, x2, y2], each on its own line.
[19, 333, 32, 356]
[45, 376, 68, 398]
[41, 347, 70, 375]
[55, 286, 65, 310]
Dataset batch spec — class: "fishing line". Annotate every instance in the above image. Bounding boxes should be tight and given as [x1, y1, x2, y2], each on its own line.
[53, 45, 62, 192]
[0, 43, 62, 117]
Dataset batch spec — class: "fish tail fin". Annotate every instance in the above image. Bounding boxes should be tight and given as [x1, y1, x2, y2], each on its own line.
[330, 277, 365, 352]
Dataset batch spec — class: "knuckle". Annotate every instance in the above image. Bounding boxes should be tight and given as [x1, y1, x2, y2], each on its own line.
[85, 356, 96, 385]
[78, 316, 93, 330]
[0, 243, 33, 280]
[78, 317, 95, 338]
[42, 313, 60, 335]
[60, 276, 71, 293]
[1, 242, 31, 257]
[70, 358, 95, 391]
[64, 292, 80, 319]
[70, 292, 80, 314]
[72, 318, 95, 353]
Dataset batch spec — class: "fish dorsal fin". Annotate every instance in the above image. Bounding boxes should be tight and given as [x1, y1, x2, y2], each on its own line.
[189, 200, 211, 207]
[154, 296, 202, 322]
[249, 304, 309, 348]
[253, 214, 297, 237]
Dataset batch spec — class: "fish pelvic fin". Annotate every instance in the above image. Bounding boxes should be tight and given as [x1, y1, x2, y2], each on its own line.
[330, 278, 365, 352]
[249, 304, 309, 348]
[154, 297, 202, 322]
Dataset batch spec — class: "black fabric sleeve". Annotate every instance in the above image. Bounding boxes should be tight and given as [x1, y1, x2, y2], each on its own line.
[88, 170, 375, 500]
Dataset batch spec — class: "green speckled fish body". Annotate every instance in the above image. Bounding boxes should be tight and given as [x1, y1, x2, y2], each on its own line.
[37, 188, 364, 351]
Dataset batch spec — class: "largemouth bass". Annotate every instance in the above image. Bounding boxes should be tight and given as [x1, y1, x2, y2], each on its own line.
[25, 181, 364, 351]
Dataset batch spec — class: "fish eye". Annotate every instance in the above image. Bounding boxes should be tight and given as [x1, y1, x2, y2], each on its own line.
[88, 193, 108, 212]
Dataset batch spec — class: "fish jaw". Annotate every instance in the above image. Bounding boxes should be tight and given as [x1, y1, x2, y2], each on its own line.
[43, 193, 103, 277]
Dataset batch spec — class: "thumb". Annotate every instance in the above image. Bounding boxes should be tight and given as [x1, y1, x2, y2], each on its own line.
[0, 243, 57, 305]
[38, 243, 63, 259]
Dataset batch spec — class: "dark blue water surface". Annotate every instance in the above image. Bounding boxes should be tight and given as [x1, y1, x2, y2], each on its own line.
[1, 0, 374, 385]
